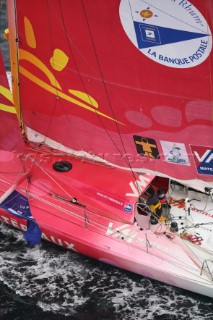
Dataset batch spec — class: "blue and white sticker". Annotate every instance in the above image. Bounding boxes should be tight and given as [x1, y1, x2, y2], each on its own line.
[119, 0, 212, 68]
[124, 203, 132, 213]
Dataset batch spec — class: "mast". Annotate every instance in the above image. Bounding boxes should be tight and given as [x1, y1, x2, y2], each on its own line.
[7, 0, 23, 129]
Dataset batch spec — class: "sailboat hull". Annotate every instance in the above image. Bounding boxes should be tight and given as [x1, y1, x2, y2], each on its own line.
[0, 208, 213, 298]
[0, 150, 212, 299]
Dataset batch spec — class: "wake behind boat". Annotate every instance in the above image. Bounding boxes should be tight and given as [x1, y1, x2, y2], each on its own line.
[0, 0, 213, 298]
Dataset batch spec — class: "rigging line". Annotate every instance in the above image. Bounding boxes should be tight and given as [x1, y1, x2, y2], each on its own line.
[24, 192, 114, 235]
[179, 230, 213, 255]
[46, 0, 204, 106]
[33, 207, 207, 275]
[0, 178, 12, 186]
[32, 0, 64, 145]
[81, 0, 139, 184]
[22, 2, 66, 161]
[56, 0, 96, 109]
[20, 146, 40, 178]
[140, 0, 209, 34]
[23, 3, 62, 175]
[26, 143, 111, 170]
[128, 0, 213, 114]
[180, 237, 212, 274]
[24, 184, 128, 232]
[42, 97, 59, 145]
[56, 0, 127, 157]
[25, 181, 204, 261]
[47, 1, 145, 190]
[56, 0, 138, 184]
[21, 191, 201, 273]
[56, 0, 111, 114]
[44, 1, 82, 149]
[191, 196, 209, 212]
[21, 189, 85, 218]
[27, 179, 123, 222]
[28, 156, 73, 199]
[22, 101, 57, 172]
[24, 187, 213, 276]
[56, 98, 83, 151]
[25, 181, 84, 212]
[46, 0, 61, 91]
[0, 167, 27, 203]
[50, 0, 99, 152]
[181, 238, 213, 256]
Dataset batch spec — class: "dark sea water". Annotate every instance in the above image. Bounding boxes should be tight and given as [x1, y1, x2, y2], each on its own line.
[0, 2, 9, 69]
[1, 223, 213, 320]
[1, 2, 213, 319]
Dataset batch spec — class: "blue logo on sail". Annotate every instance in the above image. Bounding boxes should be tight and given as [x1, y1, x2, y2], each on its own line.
[136, 23, 161, 45]
[124, 204, 132, 213]
[133, 21, 209, 49]
[197, 149, 213, 176]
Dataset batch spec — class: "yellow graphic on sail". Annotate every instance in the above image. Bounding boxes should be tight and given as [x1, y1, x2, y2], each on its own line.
[18, 17, 123, 125]
[0, 85, 16, 114]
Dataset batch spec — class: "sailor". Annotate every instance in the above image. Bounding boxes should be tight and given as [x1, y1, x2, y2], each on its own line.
[145, 186, 163, 224]
[157, 188, 170, 220]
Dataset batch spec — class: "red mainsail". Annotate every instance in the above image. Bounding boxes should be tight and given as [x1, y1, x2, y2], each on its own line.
[7, 0, 213, 187]
[0, 50, 23, 151]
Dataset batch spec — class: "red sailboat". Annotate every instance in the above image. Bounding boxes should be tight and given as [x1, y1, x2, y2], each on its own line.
[0, 0, 213, 297]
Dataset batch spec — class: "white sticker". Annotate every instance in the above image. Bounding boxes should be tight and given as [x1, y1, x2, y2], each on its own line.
[160, 141, 190, 165]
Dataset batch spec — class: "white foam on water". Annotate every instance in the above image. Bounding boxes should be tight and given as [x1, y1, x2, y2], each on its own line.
[0, 223, 213, 318]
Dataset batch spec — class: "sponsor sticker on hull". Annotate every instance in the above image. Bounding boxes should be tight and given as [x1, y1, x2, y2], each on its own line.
[160, 141, 190, 165]
[120, 0, 212, 68]
[133, 135, 160, 159]
[191, 145, 213, 175]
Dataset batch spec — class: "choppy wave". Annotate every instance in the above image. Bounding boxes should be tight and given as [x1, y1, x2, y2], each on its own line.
[0, 223, 213, 320]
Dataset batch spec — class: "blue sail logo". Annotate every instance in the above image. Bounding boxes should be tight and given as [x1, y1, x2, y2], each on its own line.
[135, 23, 161, 45]
[197, 149, 213, 176]
[134, 22, 209, 49]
